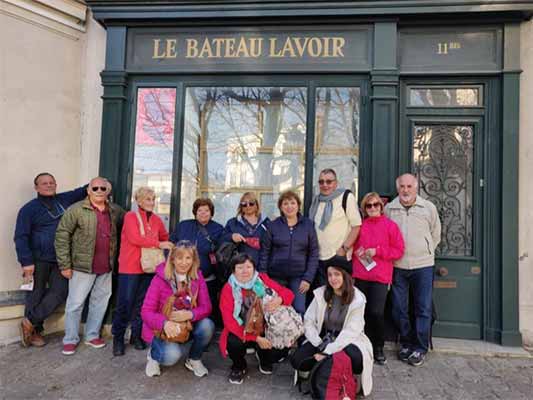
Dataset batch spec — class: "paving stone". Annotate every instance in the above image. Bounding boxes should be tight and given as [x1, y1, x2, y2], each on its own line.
[1, 335, 532, 399]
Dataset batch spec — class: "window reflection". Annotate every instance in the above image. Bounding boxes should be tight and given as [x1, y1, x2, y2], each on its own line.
[410, 87, 480, 107]
[314, 87, 360, 196]
[182, 87, 307, 223]
[131, 88, 176, 228]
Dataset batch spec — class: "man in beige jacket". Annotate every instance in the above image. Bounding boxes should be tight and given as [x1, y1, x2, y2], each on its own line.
[384, 173, 441, 367]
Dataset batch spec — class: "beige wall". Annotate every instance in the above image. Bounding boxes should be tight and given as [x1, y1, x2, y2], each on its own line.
[519, 19, 533, 349]
[0, 1, 105, 343]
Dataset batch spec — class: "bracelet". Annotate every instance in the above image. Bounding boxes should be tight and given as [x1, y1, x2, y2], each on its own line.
[342, 244, 350, 252]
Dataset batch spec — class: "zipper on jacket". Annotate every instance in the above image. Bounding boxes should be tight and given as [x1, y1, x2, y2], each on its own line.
[288, 225, 294, 262]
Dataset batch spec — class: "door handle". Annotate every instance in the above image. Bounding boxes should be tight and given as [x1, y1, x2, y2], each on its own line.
[437, 267, 449, 277]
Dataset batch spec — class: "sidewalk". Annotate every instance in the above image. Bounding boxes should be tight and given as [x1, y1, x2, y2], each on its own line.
[1, 334, 532, 400]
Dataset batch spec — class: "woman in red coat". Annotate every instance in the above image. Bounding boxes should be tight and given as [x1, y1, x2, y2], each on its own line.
[352, 192, 404, 365]
[111, 187, 174, 356]
[219, 253, 294, 385]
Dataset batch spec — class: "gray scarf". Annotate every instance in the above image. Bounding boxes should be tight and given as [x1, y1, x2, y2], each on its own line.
[309, 188, 345, 231]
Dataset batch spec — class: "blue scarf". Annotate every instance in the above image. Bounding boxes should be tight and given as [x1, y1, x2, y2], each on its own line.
[309, 188, 345, 230]
[228, 271, 266, 325]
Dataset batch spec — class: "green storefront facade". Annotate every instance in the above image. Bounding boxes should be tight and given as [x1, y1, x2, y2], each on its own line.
[87, 0, 533, 346]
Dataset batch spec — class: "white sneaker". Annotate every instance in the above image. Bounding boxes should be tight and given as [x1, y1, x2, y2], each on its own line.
[145, 350, 161, 377]
[185, 358, 208, 377]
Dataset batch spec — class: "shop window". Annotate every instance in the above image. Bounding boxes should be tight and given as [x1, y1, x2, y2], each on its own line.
[413, 124, 474, 256]
[182, 87, 307, 223]
[409, 86, 481, 107]
[131, 88, 176, 228]
[313, 87, 361, 196]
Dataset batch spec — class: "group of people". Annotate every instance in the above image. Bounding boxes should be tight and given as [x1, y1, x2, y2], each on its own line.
[14, 168, 441, 397]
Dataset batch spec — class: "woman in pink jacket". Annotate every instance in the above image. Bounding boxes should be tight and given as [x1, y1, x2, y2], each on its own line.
[352, 192, 404, 365]
[141, 241, 214, 378]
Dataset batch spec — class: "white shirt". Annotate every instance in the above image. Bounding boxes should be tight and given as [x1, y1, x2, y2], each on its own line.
[314, 192, 361, 260]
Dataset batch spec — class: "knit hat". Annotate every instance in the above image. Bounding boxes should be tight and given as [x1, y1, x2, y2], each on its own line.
[326, 255, 352, 276]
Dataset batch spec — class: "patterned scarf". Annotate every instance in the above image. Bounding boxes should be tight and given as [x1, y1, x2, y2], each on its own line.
[228, 271, 266, 325]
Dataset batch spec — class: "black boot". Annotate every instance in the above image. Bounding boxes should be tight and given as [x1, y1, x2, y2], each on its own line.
[130, 336, 147, 350]
[113, 337, 125, 356]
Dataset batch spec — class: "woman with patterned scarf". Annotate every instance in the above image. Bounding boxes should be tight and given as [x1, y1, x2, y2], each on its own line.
[219, 253, 294, 385]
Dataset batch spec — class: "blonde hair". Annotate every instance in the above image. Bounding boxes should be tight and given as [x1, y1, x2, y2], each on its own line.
[237, 192, 260, 217]
[134, 186, 156, 204]
[360, 192, 384, 218]
[164, 244, 200, 281]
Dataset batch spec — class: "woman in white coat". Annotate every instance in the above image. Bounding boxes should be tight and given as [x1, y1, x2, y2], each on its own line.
[290, 255, 373, 397]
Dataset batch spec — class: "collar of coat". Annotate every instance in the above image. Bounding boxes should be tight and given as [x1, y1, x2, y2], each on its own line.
[387, 195, 427, 210]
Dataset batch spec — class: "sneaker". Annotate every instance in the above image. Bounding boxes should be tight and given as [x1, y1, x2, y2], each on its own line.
[185, 358, 209, 377]
[146, 351, 161, 377]
[62, 343, 77, 356]
[228, 368, 246, 384]
[407, 351, 425, 367]
[255, 352, 273, 375]
[398, 346, 412, 362]
[374, 347, 387, 365]
[85, 338, 106, 349]
[246, 347, 256, 355]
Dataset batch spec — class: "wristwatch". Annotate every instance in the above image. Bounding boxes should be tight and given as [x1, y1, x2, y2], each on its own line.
[341, 244, 350, 252]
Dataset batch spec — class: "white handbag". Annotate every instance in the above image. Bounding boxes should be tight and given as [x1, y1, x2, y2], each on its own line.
[136, 211, 165, 273]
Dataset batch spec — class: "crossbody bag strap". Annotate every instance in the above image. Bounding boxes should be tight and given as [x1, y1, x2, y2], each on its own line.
[136, 211, 146, 237]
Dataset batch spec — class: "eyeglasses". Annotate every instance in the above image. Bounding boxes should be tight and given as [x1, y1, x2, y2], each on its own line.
[91, 186, 108, 192]
[318, 179, 336, 185]
[240, 201, 257, 208]
[175, 240, 195, 248]
[365, 202, 381, 210]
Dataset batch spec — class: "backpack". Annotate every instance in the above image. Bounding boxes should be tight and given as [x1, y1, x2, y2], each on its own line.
[295, 351, 357, 400]
[264, 305, 304, 349]
[341, 190, 351, 214]
[214, 242, 239, 283]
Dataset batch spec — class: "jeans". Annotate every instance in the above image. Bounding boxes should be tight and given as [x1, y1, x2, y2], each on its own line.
[391, 266, 434, 354]
[226, 333, 288, 371]
[25, 261, 68, 332]
[111, 273, 153, 339]
[273, 277, 307, 315]
[63, 270, 112, 345]
[354, 280, 389, 349]
[150, 318, 214, 365]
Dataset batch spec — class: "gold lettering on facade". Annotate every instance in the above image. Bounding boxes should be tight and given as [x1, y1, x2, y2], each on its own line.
[153, 35, 348, 60]
[186, 39, 199, 58]
[332, 37, 345, 57]
[152, 39, 178, 59]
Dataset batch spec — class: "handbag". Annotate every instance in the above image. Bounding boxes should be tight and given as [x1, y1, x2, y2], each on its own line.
[136, 211, 165, 273]
[244, 293, 265, 336]
[155, 287, 198, 343]
[265, 305, 304, 349]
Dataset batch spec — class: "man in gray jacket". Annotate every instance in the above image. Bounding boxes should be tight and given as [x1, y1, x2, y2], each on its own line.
[385, 173, 441, 367]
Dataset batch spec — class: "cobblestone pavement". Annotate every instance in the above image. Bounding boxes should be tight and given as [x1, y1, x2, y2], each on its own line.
[1, 334, 532, 400]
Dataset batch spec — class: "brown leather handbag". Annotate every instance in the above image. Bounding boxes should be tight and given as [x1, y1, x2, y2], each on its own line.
[155, 290, 197, 343]
[244, 294, 265, 337]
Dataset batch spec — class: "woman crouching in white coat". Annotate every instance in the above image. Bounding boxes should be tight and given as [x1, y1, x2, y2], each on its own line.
[290, 255, 373, 397]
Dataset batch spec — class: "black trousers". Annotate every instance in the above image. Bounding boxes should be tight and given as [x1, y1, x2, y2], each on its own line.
[226, 333, 288, 371]
[206, 279, 222, 327]
[354, 279, 389, 349]
[290, 341, 363, 374]
[24, 261, 68, 331]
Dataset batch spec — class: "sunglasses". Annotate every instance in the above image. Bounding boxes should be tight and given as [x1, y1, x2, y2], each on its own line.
[365, 202, 381, 210]
[318, 179, 336, 185]
[91, 186, 108, 192]
[175, 240, 195, 248]
[240, 201, 257, 207]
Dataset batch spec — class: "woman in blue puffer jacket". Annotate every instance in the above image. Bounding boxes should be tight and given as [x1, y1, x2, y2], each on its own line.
[258, 190, 319, 315]
[224, 192, 270, 266]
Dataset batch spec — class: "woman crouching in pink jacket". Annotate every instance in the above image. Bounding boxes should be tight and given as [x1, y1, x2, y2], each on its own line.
[352, 192, 404, 366]
[141, 241, 214, 378]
